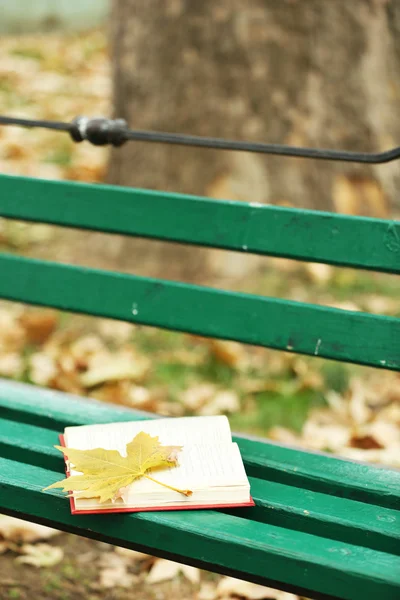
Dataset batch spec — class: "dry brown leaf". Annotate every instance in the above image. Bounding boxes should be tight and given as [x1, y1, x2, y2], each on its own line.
[292, 360, 324, 392]
[304, 263, 333, 284]
[297, 370, 324, 392]
[0, 352, 24, 378]
[216, 576, 298, 599]
[0, 309, 25, 352]
[181, 384, 217, 411]
[198, 582, 218, 600]
[349, 433, 384, 450]
[0, 516, 61, 543]
[378, 403, 400, 424]
[115, 547, 150, 562]
[28, 352, 58, 386]
[302, 418, 349, 452]
[267, 426, 300, 445]
[65, 163, 106, 183]
[155, 400, 185, 417]
[51, 371, 83, 395]
[199, 390, 240, 415]
[15, 543, 64, 568]
[348, 379, 372, 426]
[146, 558, 200, 585]
[209, 340, 247, 369]
[268, 257, 300, 274]
[69, 335, 107, 365]
[363, 295, 399, 316]
[324, 391, 348, 421]
[97, 319, 135, 343]
[354, 421, 400, 449]
[127, 385, 153, 408]
[81, 349, 149, 387]
[165, 348, 205, 366]
[98, 552, 138, 588]
[89, 381, 131, 405]
[19, 310, 58, 344]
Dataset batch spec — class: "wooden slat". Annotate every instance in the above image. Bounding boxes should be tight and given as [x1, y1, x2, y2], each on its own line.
[0, 173, 399, 274]
[238, 437, 400, 510]
[1, 381, 399, 510]
[0, 254, 399, 369]
[227, 478, 400, 556]
[1, 416, 398, 555]
[1, 457, 399, 600]
[0, 379, 153, 430]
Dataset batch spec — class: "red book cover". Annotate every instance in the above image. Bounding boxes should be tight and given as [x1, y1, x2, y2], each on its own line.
[59, 435, 255, 515]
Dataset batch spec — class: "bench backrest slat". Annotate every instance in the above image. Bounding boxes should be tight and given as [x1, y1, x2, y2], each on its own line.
[1, 253, 399, 370]
[1, 174, 399, 274]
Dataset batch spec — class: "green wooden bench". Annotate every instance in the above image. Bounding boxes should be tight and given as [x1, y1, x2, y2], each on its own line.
[0, 172, 399, 600]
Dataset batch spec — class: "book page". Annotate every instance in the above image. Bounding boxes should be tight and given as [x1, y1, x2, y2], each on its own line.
[65, 415, 232, 451]
[124, 442, 249, 495]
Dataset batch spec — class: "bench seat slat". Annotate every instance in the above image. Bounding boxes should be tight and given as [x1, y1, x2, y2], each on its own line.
[1, 457, 399, 600]
[1, 416, 398, 555]
[0, 173, 399, 274]
[1, 254, 399, 370]
[1, 381, 399, 509]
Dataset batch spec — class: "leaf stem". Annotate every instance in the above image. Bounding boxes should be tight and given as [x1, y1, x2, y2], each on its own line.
[143, 474, 193, 497]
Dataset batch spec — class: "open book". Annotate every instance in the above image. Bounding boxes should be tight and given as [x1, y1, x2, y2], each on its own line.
[60, 415, 254, 514]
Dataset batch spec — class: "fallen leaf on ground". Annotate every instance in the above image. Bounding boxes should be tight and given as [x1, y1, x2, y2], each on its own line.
[28, 352, 58, 386]
[146, 558, 200, 584]
[0, 309, 25, 352]
[19, 310, 58, 344]
[127, 385, 156, 409]
[267, 426, 300, 445]
[0, 516, 61, 543]
[80, 349, 149, 387]
[44, 431, 191, 502]
[97, 319, 135, 343]
[209, 340, 247, 369]
[217, 576, 298, 599]
[98, 552, 138, 588]
[363, 295, 399, 316]
[302, 418, 349, 452]
[0, 352, 24, 378]
[0, 541, 8, 554]
[115, 547, 150, 562]
[180, 384, 217, 411]
[199, 390, 240, 415]
[15, 543, 64, 567]
[198, 582, 218, 600]
[348, 378, 371, 426]
[69, 334, 107, 366]
[304, 263, 333, 284]
[349, 433, 384, 450]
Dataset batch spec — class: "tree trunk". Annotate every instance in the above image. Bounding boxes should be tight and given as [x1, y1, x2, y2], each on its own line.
[107, 0, 400, 282]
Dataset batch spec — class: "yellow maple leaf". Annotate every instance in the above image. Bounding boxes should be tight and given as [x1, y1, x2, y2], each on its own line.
[43, 432, 192, 503]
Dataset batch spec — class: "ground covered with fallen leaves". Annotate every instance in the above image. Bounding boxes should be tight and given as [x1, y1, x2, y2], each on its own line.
[0, 28, 399, 600]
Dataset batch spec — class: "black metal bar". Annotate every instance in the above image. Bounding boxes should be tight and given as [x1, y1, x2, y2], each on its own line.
[0, 115, 71, 132]
[1, 114, 399, 164]
[124, 128, 400, 164]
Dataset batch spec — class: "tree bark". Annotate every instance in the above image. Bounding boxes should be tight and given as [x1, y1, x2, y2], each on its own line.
[107, 0, 400, 282]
